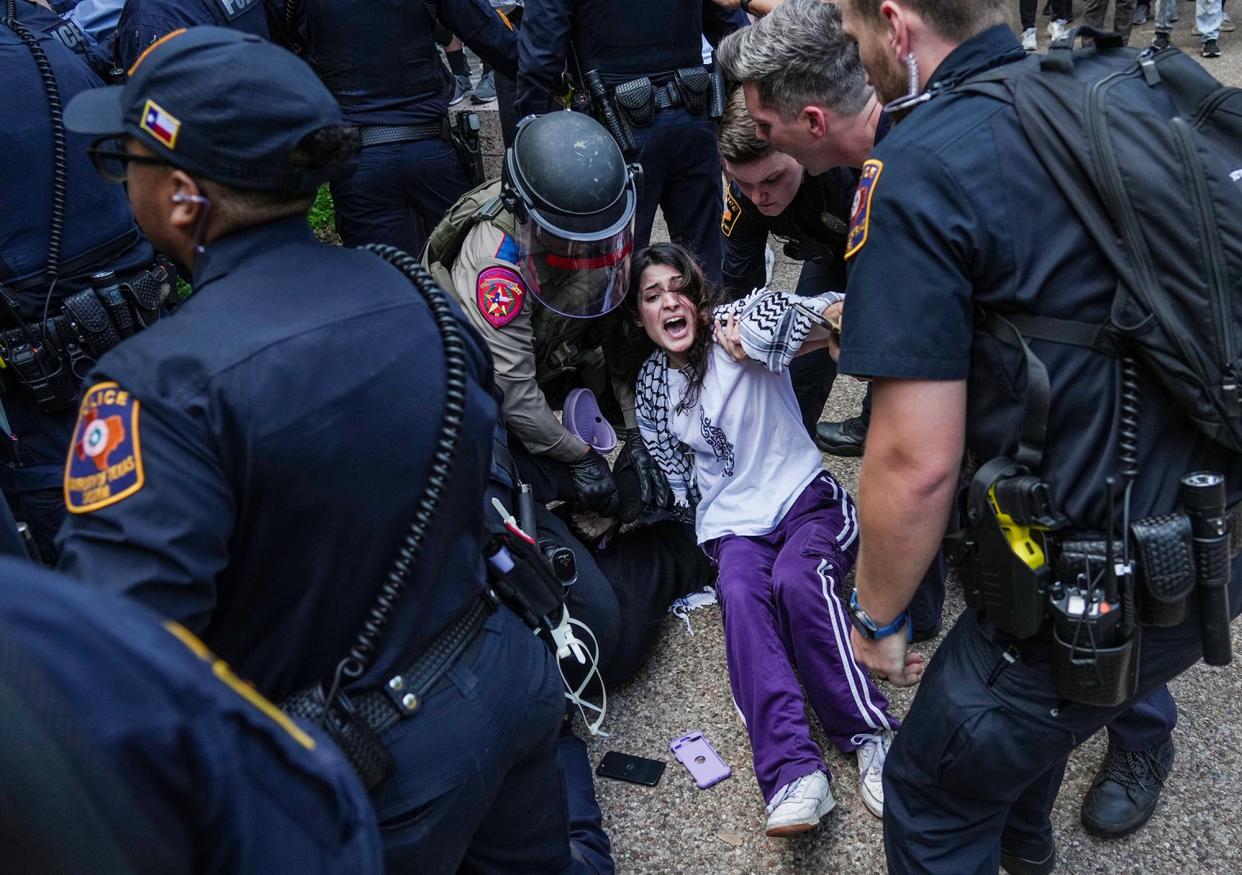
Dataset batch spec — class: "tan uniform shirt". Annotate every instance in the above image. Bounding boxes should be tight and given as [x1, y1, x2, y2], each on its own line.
[431, 217, 635, 463]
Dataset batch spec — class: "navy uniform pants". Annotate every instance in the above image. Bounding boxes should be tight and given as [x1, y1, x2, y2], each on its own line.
[883, 555, 1242, 874]
[631, 107, 723, 284]
[372, 607, 578, 873]
[330, 136, 472, 256]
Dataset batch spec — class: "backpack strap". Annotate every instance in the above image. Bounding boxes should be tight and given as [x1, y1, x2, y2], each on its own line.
[979, 310, 1051, 472]
[1002, 313, 1119, 356]
[424, 179, 510, 267]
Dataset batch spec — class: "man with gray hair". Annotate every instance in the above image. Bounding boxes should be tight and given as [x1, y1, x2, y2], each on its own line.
[716, 0, 880, 176]
[717, 0, 881, 459]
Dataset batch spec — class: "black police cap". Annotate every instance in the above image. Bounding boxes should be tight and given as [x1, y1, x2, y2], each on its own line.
[64, 27, 348, 194]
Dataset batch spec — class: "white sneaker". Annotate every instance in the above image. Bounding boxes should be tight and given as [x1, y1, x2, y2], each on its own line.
[764, 771, 836, 837]
[1022, 27, 1039, 52]
[1048, 18, 1070, 42]
[853, 730, 893, 819]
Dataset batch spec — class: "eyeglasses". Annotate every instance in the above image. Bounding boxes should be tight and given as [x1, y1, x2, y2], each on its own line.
[86, 138, 173, 183]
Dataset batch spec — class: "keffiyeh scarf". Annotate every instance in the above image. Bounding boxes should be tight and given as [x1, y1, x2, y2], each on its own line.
[635, 288, 843, 521]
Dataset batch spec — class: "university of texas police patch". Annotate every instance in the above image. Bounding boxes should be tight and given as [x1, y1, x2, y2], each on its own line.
[845, 159, 883, 260]
[64, 382, 144, 514]
[476, 266, 526, 328]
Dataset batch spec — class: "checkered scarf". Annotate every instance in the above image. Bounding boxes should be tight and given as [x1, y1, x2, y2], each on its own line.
[635, 288, 843, 519]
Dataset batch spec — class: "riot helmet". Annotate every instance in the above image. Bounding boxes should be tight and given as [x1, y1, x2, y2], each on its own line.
[503, 112, 639, 319]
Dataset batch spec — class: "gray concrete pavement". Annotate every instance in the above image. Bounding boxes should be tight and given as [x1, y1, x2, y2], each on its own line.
[577, 8, 1242, 873]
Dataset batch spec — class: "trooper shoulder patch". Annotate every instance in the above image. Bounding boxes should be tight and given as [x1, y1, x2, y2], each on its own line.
[64, 382, 145, 514]
[845, 159, 884, 260]
[722, 188, 742, 237]
[476, 266, 526, 328]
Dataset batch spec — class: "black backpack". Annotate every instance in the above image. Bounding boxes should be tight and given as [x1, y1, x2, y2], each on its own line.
[962, 28, 1242, 453]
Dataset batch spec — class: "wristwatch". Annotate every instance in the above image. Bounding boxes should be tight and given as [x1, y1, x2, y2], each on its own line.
[848, 590, 910, 641]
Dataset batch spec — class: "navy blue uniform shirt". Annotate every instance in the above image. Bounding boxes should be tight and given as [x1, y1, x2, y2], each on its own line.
[0, 558, 381, 875]
[56, 215, 499, 702]
[1, 14, 148, 303]
[516, 0, 744, 117]
[838, 25, 1242, 525]
[721, 166, 858, 299]
[1, 11, 151, 493]
[721, 113, 891, 298]
[300, 0, 517, 127]
[114, 0, 272, 69]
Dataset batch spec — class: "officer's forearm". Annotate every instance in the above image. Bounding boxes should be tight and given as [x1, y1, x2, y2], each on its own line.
[498, 377, 589, 461]
[853, 379, 965, 624]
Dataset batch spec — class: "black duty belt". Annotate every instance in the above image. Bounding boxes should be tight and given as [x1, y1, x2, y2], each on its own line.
[284, 592, 495, 737]
[357, 122, 445, 148]
[4, 230, 142, 294]
[652, 80, 684, 110]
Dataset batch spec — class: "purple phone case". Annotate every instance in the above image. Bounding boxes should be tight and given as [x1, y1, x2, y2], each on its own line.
[670, 730, 731, 789]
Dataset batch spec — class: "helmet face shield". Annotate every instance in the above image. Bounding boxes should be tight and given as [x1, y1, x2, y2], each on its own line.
[516, 213, 634, 318]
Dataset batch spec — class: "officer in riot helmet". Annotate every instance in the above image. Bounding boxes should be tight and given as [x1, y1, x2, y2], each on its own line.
[427, 108, 714, 697]
[516, 0, 747, 281]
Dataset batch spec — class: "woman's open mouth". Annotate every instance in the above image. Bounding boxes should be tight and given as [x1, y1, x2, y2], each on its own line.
[663, 315, 689, 340]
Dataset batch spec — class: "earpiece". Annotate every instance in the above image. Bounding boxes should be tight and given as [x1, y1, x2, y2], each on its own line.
[171, 193, 209, 204]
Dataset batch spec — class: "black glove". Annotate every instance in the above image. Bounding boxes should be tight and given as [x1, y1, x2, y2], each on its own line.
[568, 449, 619, 516]
[614, 428, 673, 524]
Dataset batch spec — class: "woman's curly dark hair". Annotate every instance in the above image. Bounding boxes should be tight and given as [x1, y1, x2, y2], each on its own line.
[614, 242, 720, 414]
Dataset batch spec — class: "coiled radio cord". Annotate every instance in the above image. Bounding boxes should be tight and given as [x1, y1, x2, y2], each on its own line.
[3, 0, 68, 336]
[321, 245, 469, 710]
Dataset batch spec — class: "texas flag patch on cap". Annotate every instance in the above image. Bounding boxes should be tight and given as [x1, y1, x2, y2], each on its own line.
[140, 98, 181, 149]
[64, 382, 145, 513]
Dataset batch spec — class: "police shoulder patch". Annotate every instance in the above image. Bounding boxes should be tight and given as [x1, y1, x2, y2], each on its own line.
[722, 187, 742, 237]
[64, 382, 145, 514]
[845, 159, 884, 260]
[476, 266, 526, 328]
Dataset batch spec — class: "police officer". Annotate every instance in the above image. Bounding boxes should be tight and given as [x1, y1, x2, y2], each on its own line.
[426, 111, 715, 691]
[58, 28, 584, 870]
[0, 557, 382, 874]
[1, 0, 164, 562]
[723, 3, 1179, 834]
[289, 0, 517, 255]
[822, 1, 1242, 872]
[515, 0, 747, 282]
[113, 0, 274, 69]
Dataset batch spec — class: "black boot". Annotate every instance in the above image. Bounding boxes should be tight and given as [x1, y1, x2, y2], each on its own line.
[815, 415, 867, 457]
[1080, 737, 1174, 838]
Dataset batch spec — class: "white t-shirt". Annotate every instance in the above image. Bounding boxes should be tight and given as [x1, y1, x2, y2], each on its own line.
[667, 344, 824, 544]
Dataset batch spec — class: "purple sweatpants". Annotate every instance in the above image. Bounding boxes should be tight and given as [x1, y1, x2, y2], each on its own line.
[706, 472, 898, 803]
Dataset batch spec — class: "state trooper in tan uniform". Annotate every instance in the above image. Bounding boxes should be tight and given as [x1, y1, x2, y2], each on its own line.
[426, 111, 713, 689]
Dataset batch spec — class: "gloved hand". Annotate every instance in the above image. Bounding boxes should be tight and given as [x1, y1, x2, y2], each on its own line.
[568, 449, 619, 516]
[614, 428, 673, 523]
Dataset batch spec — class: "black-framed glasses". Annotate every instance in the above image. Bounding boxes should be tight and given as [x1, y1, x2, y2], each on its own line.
[86, 137, 173, 183]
